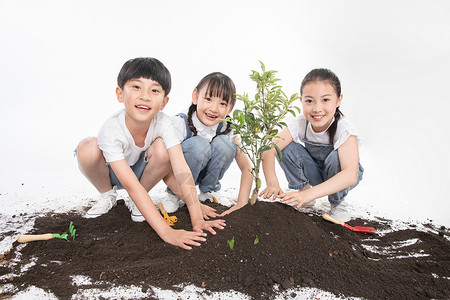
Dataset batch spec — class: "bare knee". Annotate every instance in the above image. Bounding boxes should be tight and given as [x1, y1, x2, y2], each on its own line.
[148, 138, 170, 165]
[76, 137, 104, 166]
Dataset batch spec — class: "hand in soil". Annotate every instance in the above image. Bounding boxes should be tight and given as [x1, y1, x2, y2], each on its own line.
[164, 228, 207, 250]
[219, 202, 247, 217]
[200, 203, 218, 219]
[259, 184, 283, 200]
[279, 190, 312, 208]
[193, 219, 226, 235]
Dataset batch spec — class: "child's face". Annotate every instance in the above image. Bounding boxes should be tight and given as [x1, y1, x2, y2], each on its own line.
[300, 81, 342, 133]
[192, 87, 233, 127]
[116, 77, 169, 126]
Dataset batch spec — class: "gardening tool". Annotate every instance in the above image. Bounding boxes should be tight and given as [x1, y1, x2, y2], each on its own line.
[157, 202, 178, 226]
[322, 214, 376, 234]
[17, 221, 76, 243]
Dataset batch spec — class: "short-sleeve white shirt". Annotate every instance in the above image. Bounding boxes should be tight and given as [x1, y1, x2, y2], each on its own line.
[97, 109, 180, 165]
[286, 115, 362, 150]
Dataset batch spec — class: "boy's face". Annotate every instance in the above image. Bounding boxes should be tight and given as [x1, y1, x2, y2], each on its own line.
[116, 77, 169, 126]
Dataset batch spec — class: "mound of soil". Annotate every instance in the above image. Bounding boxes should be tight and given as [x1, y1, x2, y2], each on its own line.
[1, 200, 449, 299]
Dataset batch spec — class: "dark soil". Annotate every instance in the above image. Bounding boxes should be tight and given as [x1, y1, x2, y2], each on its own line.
[1, 200, 449, 299]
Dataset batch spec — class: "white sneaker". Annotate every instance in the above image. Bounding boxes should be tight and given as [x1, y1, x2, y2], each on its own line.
[85, 187, 118, 218]
[161, 193, 180, 213]
[125, 198, 145, 222]
[198, 191, 220, 203]
[330, 202, 351, 223]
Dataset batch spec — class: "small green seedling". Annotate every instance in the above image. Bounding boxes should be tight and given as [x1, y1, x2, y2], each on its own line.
[227, 237, 235, 250]
[69, 221, 76, 240]
[254, 235, 259, 245]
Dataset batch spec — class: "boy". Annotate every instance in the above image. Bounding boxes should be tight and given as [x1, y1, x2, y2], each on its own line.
[76, 57, 225, 250]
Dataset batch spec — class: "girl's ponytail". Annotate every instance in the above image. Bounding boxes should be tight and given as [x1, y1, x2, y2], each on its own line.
[215, 116, 232, 136]
[187, 103, 198, 136]
[328, 108, 343, 145]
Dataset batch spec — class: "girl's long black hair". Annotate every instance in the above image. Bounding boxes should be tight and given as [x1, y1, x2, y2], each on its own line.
[300, 68, 343, 144]
[187, 72, 236, 137]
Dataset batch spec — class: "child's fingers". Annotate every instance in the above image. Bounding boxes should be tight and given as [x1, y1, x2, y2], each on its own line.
[205, 227, 217, 235]
[219, 208, 234, 217]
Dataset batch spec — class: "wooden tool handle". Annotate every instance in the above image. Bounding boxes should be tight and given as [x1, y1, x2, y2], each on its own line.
[18, 233, 54, 243]
[157, 202, 166, 214]
[322, 214, 345, 226]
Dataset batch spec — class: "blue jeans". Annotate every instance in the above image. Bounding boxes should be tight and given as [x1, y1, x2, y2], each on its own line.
[279, 142, 364, 204]
[168, 135, 237, 193]
[109, 150, 149, 190]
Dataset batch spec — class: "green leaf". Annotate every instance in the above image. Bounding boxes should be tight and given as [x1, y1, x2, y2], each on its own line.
[227, 237, 235, 250]
[258, 145, 271, 153]
[256, 177, 262, 190]
[272, 143, 282, 161]
[254, 235, 259, 245]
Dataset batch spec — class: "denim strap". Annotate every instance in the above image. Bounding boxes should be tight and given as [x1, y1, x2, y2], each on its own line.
[176, 112, 224, 141]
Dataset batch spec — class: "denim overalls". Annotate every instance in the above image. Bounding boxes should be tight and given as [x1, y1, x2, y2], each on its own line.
[279, 121, 364, 205]
[168, 113, 237, 194]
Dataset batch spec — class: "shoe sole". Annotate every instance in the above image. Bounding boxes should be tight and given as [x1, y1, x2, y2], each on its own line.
[131, 213, 145, 222]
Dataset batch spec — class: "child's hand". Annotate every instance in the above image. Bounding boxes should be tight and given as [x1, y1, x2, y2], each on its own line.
[193, 219, 226, 235]
[259, 185, 283, 200]
[163, 229, 207, 250]
[200, 203, 219, 219]
[219, 202, 247, 217]
[278, 191, 313, 209]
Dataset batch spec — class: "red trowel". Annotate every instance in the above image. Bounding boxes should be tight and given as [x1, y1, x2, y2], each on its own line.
[322, 214, 376, 234]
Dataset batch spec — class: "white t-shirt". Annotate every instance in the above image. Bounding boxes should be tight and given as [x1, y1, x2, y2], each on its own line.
[170, 111, 231, 143]
[98, 109, 180, 165]
[287, 115, 362, 150]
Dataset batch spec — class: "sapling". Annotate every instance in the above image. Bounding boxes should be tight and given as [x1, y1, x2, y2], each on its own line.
[254, 235, 259, 245]
[227, 61, 300, 204]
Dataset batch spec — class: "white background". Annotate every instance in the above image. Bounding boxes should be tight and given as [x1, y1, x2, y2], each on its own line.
[1, 0, 449, 226]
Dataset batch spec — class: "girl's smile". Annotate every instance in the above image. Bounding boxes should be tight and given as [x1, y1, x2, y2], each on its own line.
[301, 81, 342, 132]
[193, 87, 232, 127]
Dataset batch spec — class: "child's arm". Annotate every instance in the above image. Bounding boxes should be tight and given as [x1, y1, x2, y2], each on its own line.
[279, 136, 360, 207]
[109, 160, 207, 250]
[167, 144, 226, 234]
[220, 137, 253, 216]
[259, 127, 294, 199]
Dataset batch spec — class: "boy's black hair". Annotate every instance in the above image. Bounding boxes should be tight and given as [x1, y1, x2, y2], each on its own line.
[117, 57, 172, 96]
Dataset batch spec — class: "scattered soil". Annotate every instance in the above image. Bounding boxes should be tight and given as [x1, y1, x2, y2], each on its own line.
[1, 200, 449, 299]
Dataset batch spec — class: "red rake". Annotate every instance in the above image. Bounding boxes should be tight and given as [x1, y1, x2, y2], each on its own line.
[322, 214, 376, 234]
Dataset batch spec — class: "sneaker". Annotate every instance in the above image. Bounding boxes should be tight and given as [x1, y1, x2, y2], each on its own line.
[125, 198, 145, 222]
[198, 191, 220, 203]
[329, 202, 351, 223]
[161, 193, 180, 213]
[85, 187, 118, 218]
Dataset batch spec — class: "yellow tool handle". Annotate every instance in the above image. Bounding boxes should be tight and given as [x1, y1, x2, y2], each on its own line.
[157, 202, 166, 214]
[322, 213, 345, 226]
[18, 233, 54, 243]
